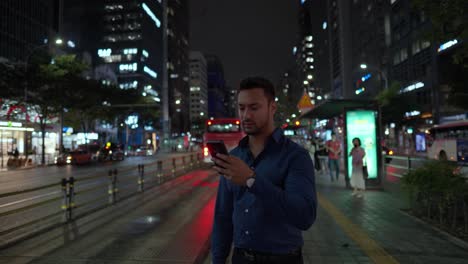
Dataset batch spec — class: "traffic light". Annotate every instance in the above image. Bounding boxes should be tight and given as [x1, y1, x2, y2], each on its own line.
[295, 121, 301, 126]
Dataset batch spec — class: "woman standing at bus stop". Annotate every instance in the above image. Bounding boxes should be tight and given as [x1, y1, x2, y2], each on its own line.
[349, 137, 366, 197]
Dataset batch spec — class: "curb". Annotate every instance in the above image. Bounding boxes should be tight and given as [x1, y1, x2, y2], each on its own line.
[399, 209, 468, 250]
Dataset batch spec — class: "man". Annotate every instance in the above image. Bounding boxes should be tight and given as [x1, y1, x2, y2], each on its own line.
[326, 132, 341, 181]
[211, 77, 317, 264]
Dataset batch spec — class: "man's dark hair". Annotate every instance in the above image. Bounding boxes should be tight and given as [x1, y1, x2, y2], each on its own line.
[238, 76, 276, 102]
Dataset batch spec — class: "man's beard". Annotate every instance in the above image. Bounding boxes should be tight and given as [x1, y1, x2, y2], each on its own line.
[243, 120, 266, 135]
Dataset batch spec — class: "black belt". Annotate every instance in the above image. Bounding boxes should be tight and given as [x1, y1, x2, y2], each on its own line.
[234, 247, 302, 263]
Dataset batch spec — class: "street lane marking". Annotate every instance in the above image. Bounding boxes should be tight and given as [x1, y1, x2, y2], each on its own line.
[317, 193, 400, 264]
[0, 191, 60, 209]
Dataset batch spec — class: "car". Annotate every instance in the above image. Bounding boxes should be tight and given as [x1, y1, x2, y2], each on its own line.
[68, 150, 92, 165]
[382, 146, 394, 163]
[54, 153, 72, 165]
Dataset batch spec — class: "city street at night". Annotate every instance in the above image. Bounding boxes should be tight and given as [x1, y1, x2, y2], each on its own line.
[1, 0, 467, 263]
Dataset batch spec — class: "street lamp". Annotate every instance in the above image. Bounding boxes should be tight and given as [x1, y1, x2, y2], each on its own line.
[360, 64, 367, 69]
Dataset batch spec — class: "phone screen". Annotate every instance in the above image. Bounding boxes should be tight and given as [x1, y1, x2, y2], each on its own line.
[206, 140, 228, 157]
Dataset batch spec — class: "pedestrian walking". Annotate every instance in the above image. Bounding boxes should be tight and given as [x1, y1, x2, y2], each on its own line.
[211, 77, 317, 264]
[349, 137, 366, 197]
[326, 133, 341, 181]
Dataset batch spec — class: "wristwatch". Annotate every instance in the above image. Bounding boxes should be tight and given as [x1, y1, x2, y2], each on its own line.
[246, 172, 256, 188]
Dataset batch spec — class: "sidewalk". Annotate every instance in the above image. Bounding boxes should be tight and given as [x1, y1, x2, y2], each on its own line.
[308, 171, 468, 263]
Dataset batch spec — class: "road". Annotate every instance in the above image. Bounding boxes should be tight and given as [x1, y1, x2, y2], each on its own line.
[0, 151, 207, 249]
[0, 151, 200, 194]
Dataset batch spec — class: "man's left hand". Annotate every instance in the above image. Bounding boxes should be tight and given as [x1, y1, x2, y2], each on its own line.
[212, 154, 254, 186]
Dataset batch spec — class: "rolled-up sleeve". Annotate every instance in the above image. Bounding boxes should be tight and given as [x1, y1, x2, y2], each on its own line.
[211, 176, 234, 264]
[248, 148, 317, 230]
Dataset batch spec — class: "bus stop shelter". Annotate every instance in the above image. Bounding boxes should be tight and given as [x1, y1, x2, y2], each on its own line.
[300, 99, 383, 188]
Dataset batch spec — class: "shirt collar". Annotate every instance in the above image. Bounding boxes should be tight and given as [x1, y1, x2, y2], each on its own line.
[238, 127, 283, 148]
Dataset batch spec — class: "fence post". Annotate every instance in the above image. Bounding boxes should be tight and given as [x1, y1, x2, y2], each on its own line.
[190, 154, 194, 170]
[182, 156, 186, 172]
[172, 158, 176, 177]
[138, 164, 144, 192]
[408, 156, 412, 172]
[61, 178, 68, 222]
[68, 177, 75, 220]
[157, 160, 163, 182]
[108, 170, 114, 204]
[113, 169, 118, 201]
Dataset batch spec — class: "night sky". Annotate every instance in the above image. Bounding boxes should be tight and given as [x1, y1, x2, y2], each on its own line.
[189, 0, 299, 88]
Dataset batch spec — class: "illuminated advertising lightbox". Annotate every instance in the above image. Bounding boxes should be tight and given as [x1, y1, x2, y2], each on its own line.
[346, 110, 378, 179]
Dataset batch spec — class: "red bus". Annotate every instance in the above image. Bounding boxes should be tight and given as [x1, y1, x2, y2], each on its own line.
[203, 118, 245, 159]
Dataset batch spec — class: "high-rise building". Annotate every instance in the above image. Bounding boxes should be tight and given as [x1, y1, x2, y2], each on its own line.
[389, 0, 435, 126]
[350, 0, 391, 98]
[189, 51, 208, 126]
[205, 55, 228, 118]
[87, 1, 164, 145]
[307, 0, 331, 101]
[295, 0, 316, 105]
[326, 0, 353, 99]
[0, 0, 62, 159]
[95, 1, 163, 95]
[0, 0, 61, 61]
[167, 0, 190, 135]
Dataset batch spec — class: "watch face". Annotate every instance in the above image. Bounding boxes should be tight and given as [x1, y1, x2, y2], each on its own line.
[246, 178, 255, 188]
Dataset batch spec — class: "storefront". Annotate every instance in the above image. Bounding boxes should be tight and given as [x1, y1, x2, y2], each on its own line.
[0, 121, 34, 168]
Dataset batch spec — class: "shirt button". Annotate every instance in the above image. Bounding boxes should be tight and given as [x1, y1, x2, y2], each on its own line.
[245, 230, 249, 235]
[245, 209, 249, 213]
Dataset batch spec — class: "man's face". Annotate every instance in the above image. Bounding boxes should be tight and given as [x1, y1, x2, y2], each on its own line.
[237, 88, 276, 135]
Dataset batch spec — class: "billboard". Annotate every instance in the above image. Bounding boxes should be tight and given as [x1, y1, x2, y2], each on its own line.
[346, 110, 378, 179]
[415, 133, 426, 152]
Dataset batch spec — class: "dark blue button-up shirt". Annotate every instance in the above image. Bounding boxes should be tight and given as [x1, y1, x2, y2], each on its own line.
[211, 128, 317, 263]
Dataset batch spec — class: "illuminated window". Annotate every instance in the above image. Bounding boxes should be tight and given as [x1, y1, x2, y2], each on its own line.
[144, 66, 158, 78]
[103, 55, 122, 63]
[98, 48, 112, 57]
[119, 80, 138, 90]
[123, 48, 138, 55]
[119, 63, 138, 73]
[142, 3, 161, 28]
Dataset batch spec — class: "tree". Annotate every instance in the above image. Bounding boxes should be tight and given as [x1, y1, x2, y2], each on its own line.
[64, 81, 145, 147]
[27, 54, 88, 164]
[375, 82, 414, 126]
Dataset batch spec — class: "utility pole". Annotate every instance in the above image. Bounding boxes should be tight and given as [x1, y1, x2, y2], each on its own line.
[162, 0, 170, 147]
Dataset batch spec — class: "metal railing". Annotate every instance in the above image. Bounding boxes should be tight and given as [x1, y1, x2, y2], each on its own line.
[0, 153, 206, 249]
[383, 155, 428, 178]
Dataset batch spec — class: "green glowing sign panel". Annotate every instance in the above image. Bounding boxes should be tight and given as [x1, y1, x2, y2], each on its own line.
[346, 110, 378, 179]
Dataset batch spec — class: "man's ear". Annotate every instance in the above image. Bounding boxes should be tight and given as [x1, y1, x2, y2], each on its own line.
[271, 101, 277, 114]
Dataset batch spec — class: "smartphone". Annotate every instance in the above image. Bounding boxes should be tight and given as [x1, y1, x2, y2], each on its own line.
[206, 140, 229, 157]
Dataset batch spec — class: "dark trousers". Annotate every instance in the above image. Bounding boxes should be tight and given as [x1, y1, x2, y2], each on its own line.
[232, 248, 303, 264]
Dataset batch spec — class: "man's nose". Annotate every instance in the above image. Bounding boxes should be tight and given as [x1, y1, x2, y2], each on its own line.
[241, 109, 252, 119]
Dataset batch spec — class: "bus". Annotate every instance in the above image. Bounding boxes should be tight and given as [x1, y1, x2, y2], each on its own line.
[427, 121, 468, 163]
[202, 118, 245, 159]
